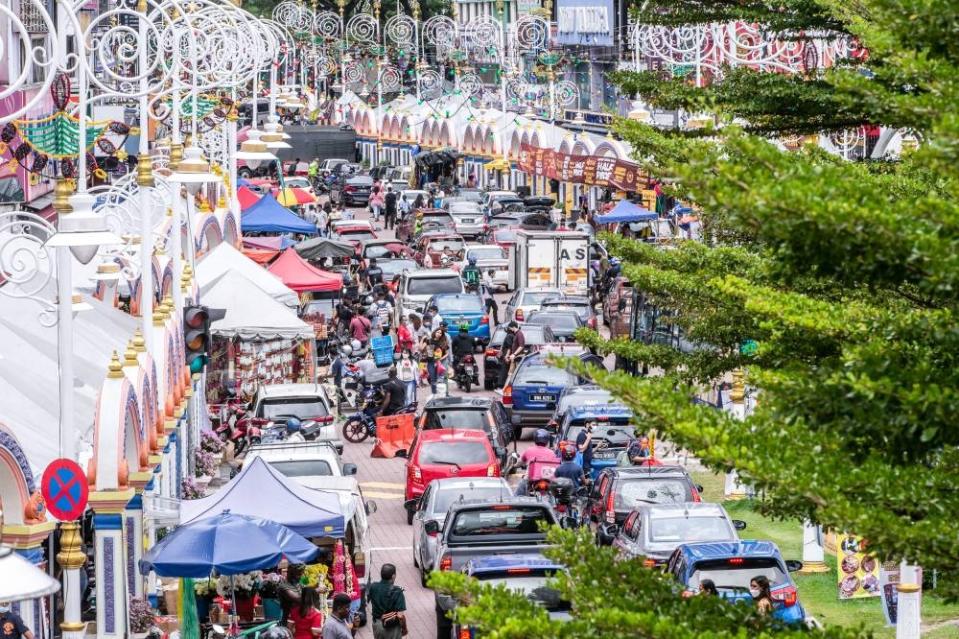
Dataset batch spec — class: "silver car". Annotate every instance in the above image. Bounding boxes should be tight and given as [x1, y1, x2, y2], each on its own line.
[410, 477, 512, 586]
[448, 202, 485, 238]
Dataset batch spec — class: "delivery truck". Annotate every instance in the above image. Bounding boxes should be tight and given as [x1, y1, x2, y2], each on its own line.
[511, 230, 590, 294]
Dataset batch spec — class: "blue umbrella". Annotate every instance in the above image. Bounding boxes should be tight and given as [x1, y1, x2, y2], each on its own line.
[139, 510, 319, 577]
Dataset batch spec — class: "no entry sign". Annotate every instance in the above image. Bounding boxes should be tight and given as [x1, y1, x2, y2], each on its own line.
[40, 459, 89, 521]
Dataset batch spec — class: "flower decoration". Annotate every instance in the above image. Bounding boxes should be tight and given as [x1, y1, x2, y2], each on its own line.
[128, 597, 155, 633]
[200, 430, 225, 454]
[217, 571, 261, 597]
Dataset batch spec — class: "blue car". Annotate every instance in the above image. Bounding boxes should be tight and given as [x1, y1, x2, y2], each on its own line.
[554, 404, 634, 480]
[451, 554, 571, 638]
[426, 293, 491, 345]
[665, 540, 807, 624]
[504, 346, 606, 439]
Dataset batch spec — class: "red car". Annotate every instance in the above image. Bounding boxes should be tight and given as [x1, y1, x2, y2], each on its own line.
[335, 226, 379, 251]
[404, 429, 501, 521]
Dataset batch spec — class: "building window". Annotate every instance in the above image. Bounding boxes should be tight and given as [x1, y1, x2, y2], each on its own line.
[20, 0, 50, 33]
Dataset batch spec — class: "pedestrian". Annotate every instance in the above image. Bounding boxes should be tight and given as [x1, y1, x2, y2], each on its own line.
[370, 184, 384, 222]
[425, 327, 448, 394]
[289, 587, 324, 639]
[412, 193, 424, 210]
[349, 309, 371, 347]
[396, 316, 415, 353]
[379, 368, 408, 417]
[749, 576, 774, 615]
[429, 304, 443, 331]
[365, 258, 384, 289]
[497, 325, 515, 388]
[321, 593, 354, 639]
[367, 564, 407, 638]
[504, 321, 525, 376]
[288, 158, 300, 177]
[278, 564, 305, 623]
[627, 434, 651, 465]
[369, 292, 393, 337]
[398, 194, 411, 218]
[576, 420, 597, 477]
[397, 349, 417, 406]
[466, 173, 476, 188]
[0, 602, 34, 639]
[316, 206, 328, 238]
[384, 186, 397, 230]
[699, 579, 718, 596]
[481, 269, 498, 324]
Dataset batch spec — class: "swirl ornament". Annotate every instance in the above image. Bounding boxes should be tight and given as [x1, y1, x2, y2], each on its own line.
[0, 210, 57, 325]
[272, 1, 304, 28]
[422, 15, 457, 48]
[314, 11, 341, 40]
[553, 80, 579, 106]
[0, 0, 58, 124]
[379, 65, 402, 92]
[419, 69, 443, 95]
[344, 61, 367, 87]
[513, 15, 548, 52]
[458, 73, 482, 97]
[466, 17, 502, 51]
[347, 14, 378, 45]
[385, 14, 416, 47]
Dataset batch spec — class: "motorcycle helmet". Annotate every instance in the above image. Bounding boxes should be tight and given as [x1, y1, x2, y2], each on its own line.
[259, 625, 293, 639]
[459, 323, 469, 333]
[351, 339, 362, 352]
[341, 345, 353, 357]
[286, 417, 302, 434]
[468, 255, 477, 266]
[561, 445, 577, 461]
[533, 429, 550, 446]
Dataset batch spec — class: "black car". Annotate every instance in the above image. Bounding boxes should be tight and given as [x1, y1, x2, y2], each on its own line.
[333, 175, 373, 206]
[483, 324, 555, 390]
[417, 396, 514, 465]
[582, 466, 704, 532]
[525, 309, 585, 342]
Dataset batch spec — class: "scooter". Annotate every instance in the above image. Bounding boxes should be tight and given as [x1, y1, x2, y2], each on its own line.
[453, 354, 480, 392]
[342, 387, 417, 443]
[549, 478, 588, 529]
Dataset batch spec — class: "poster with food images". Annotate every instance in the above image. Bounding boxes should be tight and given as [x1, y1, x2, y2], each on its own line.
[837, 534, 881, 599]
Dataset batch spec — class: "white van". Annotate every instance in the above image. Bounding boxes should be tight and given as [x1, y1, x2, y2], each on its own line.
[395, 268, 464, 323]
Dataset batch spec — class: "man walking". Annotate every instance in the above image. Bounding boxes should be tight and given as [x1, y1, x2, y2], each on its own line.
[384, 186, 398, 230]
[321, 593, 354, 639]
[367, 564, 407, 638]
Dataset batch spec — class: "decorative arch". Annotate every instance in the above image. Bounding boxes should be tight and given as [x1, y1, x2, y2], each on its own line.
[223, 211, 240, 247]
[159, 263, 174, 300]
[594, 140, 623, 159]
[558, 138, 572, 155]
[195, 215, 223, 258]
[440, 120, 453, 147]
[572, 138, 595, 156]
[89, 376, 143, 492]
[509, 130, 523, 159]
[0, 426, 40, 526]
[482, 127, 496, 156]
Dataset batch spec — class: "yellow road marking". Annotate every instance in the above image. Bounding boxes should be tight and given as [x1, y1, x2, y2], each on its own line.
[361, 491, 405, 500]
[360, 481, 406, 490]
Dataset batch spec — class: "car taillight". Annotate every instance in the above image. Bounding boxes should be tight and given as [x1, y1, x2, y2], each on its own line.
[515, 308, 524, 321]
[439, 555, 452, 571]
[773, 585, 798, 607]
[506, 568, 531, 574]
[728, 557, 744, 565]
[487, 464, 498, 477]
[409, 465, 421, 482]
[605, 489, 615, 524]
[691, 485, 702, 502]
[502, 385, 512, 406]
[480, 316, 489, 325]
[427, 528, 439, 538]
[642, 558, 656, 568]
[458, 629, 470, 639]
[484, 348, 498, 357]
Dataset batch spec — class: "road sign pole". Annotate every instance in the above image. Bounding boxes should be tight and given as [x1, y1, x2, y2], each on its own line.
[57, 521, 87, 639]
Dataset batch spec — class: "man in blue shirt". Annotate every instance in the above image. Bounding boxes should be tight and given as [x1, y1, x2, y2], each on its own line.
[575, 421, 597, 476]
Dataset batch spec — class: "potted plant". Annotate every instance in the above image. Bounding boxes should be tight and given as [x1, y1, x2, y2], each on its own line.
[200, 430, 224, 458]
[217, 571, 261, 622]
[181, 477, 202, 500]
[193, 579, 217, 623]
[128, 597, 155, 639]
[194, 450, 218, 488]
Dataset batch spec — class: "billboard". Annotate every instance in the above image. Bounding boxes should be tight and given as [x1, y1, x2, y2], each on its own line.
[556, 0, 614, 47]
[517, 142, 645, 191]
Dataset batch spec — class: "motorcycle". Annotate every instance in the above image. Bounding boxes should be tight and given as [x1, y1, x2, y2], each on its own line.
[214, 407, 271, 456]
[549, 478, 587, 529]
[342, 387, 417, 443]
[453, 354, 479, 392]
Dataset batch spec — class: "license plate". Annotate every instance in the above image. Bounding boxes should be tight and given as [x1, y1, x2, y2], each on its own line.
[531, 394, 555, 403]
[594, 451, 616, 460]
[461, 218, 474, 224]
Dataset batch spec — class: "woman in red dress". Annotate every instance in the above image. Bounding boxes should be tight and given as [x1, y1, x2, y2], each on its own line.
[288, 587, 324, 639]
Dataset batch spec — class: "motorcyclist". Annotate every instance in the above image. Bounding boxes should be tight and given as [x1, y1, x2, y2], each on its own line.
[379, 368, 408, 417]
[514, 429, 560, 496]
[286, 417, 306, 443]
[451, 324, 474, 369]
[554, 443, 587, 489]
[461, 255, 481, 290]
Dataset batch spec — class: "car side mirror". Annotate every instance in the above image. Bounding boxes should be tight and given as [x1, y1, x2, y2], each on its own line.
[343, 463, 358, 476]
[403, 498, 420, 513]
[696, 484, 705, 494]
[424, 520, 440, 535]
[395, 449, 408, 458]
[732, 519, 747, 531]
[785, 560, 803, 573]
[365, 500, 378, 515]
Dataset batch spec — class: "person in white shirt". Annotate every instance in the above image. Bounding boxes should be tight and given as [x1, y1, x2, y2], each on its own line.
[481, 269, 498, 324]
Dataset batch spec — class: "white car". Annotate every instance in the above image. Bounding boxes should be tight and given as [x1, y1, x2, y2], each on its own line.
[251, 383, 342, 453]
[330, 218, 374, 233]
[395, 268, 464, 323]
[285, 176, 315, 195]
[320, 158, 350, 171]
[245, 441, 357, 478]
[504, 286, 563, 323]
[459, 244, 510, 290]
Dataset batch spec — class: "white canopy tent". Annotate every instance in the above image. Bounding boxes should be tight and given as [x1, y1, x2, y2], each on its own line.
[203, 270, 313, 340]
[196, 242, 299, 309]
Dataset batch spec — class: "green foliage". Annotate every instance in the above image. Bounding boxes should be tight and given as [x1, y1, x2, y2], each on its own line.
[631, 0, 847, 33]
[430, 527, 873, 638]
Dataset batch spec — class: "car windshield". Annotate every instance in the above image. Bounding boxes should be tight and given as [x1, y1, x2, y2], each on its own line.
[565, 422, 633, 444]
[468, 247, 506, 261]
[268, 460, 334, 477]
[480, 576, 569, 612]
[258, 398, 329, 420]
[615, 478, 692, 509]
[365, 245, 399, 259]
[380, 259, 417, 276]
[428, 239, 465, 252]
[521, 291, 561, 305]
[341, 231, 375, 241]
[419, 441, 490, 466]
[451, 507, 550, 537]
[423, 409, 488, 431]
[649, 517, 735, 543]
[437, 296, 484, 313]
[514, 364, 576, 386]
[689, 559, 787, 590]
[528, 314, 580, 330]
[407, 276, 463, 296]
[432, 486, 506, 515]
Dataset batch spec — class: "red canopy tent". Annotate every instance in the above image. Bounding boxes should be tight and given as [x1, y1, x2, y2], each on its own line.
[267, 248, 343, 293]
[238, 186, 261, 211]
[242, 248, 279, 265]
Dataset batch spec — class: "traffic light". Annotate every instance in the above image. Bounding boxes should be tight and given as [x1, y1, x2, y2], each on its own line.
[183, 305, 226, 374]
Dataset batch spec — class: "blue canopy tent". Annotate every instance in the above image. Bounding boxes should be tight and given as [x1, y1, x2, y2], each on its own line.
[595, 199, 658, 224]
[179, 456, 346, 538]
[241, 192, 318, 235]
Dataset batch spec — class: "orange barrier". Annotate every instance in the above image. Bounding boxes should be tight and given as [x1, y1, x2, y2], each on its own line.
[371, 413, 416, 458]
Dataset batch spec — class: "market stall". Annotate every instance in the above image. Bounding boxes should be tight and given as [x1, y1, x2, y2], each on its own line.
[196, 243, 299, 309]
[241, 192, 317, 236]
[203, 270, 316, 400]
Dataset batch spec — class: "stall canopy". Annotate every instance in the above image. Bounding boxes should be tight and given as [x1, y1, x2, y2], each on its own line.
[196, 243, 299, 309]
[179, 456, 345, 538]
[294, 236, 354, 260]
[241, 192, 317, 235]
[237, 186, 261, 211]
[203, 271, 314, 340]
[268, 248, 343, 293]
[244, 236, 297, 251]
[595, 199, 658, 224]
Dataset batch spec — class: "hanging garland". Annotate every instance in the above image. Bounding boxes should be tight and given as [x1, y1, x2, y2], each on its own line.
[160, 94, 231, 135]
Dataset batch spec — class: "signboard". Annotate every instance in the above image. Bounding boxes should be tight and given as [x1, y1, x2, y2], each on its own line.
[837, 534, 880, 599]
[40, 458, 89, 521]
[556, 0, 614, 46]
[879, 563, 922, 626]
[517, 0, 540, 15]
[517, 143, 645, 191]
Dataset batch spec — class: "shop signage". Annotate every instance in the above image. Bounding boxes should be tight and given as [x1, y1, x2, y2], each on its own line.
[556, 0, 614, 46]
[517, 142, 645, 191]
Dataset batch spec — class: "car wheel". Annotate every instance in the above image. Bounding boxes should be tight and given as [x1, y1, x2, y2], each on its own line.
[420, 564, 429, 588]
[435, 606, 452, 639]
[407, 508, 414, 525]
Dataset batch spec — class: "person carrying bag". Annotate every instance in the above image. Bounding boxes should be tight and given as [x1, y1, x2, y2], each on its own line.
[367, 564, 407, 638]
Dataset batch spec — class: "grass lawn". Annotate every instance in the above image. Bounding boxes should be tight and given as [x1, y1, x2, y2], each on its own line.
[691, 472, 959, 638]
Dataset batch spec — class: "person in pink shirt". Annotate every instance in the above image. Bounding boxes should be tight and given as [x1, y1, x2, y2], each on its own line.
[515, 429, 560, 496]
[349, 310, 371, 346]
